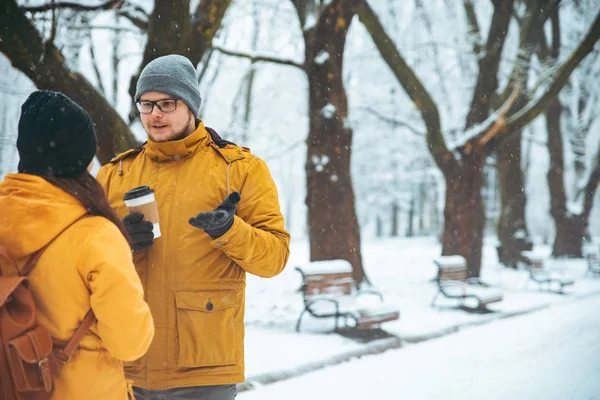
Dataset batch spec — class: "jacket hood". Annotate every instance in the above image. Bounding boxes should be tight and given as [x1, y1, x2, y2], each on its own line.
[0, 173, 87, 260]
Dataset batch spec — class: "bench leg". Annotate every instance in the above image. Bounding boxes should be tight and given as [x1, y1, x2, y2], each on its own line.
[430, 291, 440, 307]
[295, 309, 308, 332]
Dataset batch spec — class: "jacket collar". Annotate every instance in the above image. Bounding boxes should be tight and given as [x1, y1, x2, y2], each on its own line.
[145, 120, 208, 162]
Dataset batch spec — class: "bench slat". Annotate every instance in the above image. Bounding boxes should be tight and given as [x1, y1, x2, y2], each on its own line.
[304, 272, 354, 296]
[356, 312, 400, 329]
[439, 270, 469, 281]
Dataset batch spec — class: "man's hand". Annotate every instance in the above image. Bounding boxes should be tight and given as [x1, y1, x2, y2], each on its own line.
[189, 192, 241, 238]
[123, 212, 154, 252]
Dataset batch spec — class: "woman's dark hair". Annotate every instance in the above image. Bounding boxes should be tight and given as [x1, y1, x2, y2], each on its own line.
[40, 171, 130, 246]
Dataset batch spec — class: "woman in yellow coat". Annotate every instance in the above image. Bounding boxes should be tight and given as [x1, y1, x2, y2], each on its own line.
[0, 91, 154, 399]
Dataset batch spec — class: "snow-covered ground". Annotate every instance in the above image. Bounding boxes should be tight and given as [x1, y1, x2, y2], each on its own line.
[240, 236, 600, 395]
[240, 290, 600, 400]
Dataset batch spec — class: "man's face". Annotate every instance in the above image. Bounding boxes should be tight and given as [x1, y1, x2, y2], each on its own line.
[139, 92, 196, 142]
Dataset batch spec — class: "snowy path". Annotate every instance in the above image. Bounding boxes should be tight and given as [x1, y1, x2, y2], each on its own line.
[239, 294, 600, 400]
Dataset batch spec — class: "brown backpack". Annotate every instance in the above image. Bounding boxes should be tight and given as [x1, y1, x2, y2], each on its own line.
[0, 221, 96, 400]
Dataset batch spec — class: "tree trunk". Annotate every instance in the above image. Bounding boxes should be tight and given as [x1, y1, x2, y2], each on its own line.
[553, 214, 586, 257]
[418, 181, 427, 234]
[546, 97, 572, 256]
[548, 97, 600, 257]
[493, 0, 560, 266]
[407, 194, 415, 237]
[0, 0, 138, 163]
[391, 201, 399, 236]
[431, 180, 441, 238]
[464, 0, 514, 129]
[442, 155, 486, 277]
[301, 0, 367, 284]
[496, 125, 529, 267]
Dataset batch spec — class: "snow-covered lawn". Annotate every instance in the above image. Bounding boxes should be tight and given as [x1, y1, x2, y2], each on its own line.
[240, 289, 600, 400]
[242, 236, 600, 386]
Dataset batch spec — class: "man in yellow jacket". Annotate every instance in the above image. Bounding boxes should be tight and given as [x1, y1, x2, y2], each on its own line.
[97, 54, 291, 399]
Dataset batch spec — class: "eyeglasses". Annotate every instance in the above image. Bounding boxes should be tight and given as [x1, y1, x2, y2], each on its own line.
[136, 98, 180, 114]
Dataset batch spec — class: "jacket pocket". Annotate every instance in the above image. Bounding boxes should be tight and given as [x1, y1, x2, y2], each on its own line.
[175, 290, 238, 368]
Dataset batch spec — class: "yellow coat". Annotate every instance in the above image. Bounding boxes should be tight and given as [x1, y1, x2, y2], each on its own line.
[0, 173, 154, 400]
[97, 121, 290, 389]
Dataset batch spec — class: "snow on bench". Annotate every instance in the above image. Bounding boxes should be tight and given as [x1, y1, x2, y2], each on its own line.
[295, 259, 353, 275]
[431, 255, 504, 310]
[434, 255, 467, 268]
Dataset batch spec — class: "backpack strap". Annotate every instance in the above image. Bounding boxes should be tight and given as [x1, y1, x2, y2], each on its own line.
[55, 309, 96, 365]
[19, 246, 47, 277]
[9, 214, 97, 365]
[0, 245, 18, 276]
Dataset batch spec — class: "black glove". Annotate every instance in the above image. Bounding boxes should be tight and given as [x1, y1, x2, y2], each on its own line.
[123, 212, 154, 252]
[189, 192, 241, 237]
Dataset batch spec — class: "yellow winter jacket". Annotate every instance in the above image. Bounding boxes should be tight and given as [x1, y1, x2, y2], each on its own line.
[0, 173, 154, 400]
[96, 121, 290, 389]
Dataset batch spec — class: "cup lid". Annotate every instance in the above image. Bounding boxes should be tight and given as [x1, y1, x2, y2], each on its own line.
[123, 185, 154, 201]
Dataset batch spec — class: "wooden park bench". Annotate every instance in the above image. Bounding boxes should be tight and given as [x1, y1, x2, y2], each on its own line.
[521, 250, 574, 293]
[431, 256, 503, 310]
[295, 260, 400, 332]
[585, 251, 600, 278]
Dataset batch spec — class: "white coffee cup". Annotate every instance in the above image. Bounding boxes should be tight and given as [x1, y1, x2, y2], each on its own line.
[123, 186, 161, 239]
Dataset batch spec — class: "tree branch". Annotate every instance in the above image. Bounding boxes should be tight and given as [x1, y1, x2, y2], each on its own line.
[88, 36, 106, 96]
[507, 10, 600, 132]
[1, 0, 139, 163]
[20, 0, 124, 13]
[477, 85, 520, 146]
[464, 0, 515, 129]
[498, 0, 559, 104]
[358, 1, 452, 174]
[463, 0, 483, 57]
[212, 45, 305, 70]
[359, 106, 424, 136]
[115, 4, 149, 31]
[189, 0, 233, 65]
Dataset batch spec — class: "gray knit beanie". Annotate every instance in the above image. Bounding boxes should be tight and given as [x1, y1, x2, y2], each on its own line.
[135, 55, 202, 118]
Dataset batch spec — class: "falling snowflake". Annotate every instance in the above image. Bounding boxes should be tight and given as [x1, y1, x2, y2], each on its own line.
[314, 50, 330, 66]
[321, 104, 336, 118]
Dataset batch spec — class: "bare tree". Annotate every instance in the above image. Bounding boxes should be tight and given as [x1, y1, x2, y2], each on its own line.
[0, 0, 137, 163]
[1, 0, 232, 162]
[543, 7, 600, 257]
[291, 0, 368, 285]
[496, 0, 560, 267]
[359, 0, 600, 276]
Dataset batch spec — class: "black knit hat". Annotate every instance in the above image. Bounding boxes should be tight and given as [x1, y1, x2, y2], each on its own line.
[17, 90, 97, 177]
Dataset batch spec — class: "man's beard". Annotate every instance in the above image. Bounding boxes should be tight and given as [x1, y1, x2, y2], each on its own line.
[149, 115, 194, 142]
[169, 114, 195, 141]
[169, 126, 189, 141]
